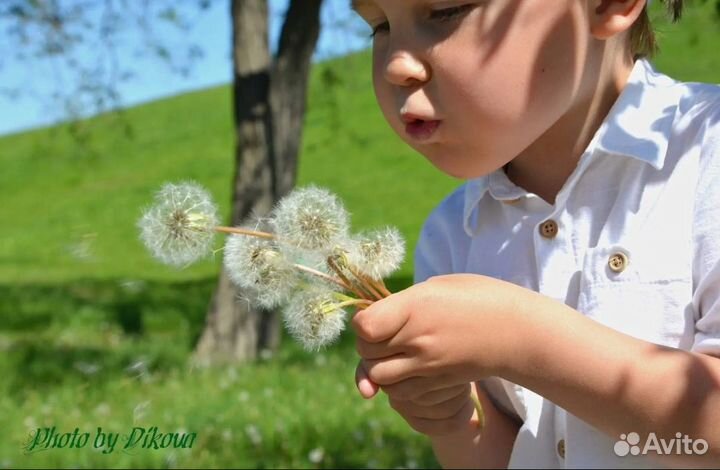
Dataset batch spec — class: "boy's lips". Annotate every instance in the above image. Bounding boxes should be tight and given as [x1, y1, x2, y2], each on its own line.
[401, 114, 442, 142]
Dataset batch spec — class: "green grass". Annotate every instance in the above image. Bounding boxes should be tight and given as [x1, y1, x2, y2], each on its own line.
[0, 279, 433, 468]
[1, 2, 719, 467]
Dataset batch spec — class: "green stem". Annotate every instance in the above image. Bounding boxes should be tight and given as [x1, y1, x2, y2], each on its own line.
[334, 299, 373, 310]
[470, 391, 485, 431]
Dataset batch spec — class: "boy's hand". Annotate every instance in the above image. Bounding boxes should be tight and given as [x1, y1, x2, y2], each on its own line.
[352, 274, 533, 403]
[356, 361, 476, 436]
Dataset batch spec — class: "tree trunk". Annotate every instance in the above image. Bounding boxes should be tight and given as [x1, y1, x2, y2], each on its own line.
[272, 0, 323, 196]
[194, 0, 323, 364]
[260, 0, 323, 352]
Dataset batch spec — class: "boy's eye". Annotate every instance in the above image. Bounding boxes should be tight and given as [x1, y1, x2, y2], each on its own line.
[368, 3, 478, 39]
[429, 4, 476, 22]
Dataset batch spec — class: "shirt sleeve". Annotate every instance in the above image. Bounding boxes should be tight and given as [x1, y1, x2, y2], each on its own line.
[690, 96, 720, 356]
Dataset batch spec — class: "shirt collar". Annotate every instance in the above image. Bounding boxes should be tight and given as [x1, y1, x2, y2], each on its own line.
[463, 59, 681, 237]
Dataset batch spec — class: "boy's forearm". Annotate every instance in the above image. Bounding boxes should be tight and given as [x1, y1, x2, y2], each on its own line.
[430, 384, 519, 469]
[504, 295, 720, 466]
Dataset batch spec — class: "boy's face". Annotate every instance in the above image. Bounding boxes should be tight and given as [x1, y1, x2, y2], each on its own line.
[353, 0, 599, 179]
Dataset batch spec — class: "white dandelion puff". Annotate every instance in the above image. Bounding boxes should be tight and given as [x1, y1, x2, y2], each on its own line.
[138, 182, 219, 267]
[308, 447, 325, 464]
[223, 233, 299, 308]
[271, 186, 350, 252]
[348, 227, 406, 280]
[283, 286, 349, 351]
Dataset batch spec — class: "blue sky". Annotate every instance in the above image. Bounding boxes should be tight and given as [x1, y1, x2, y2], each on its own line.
[0, 0, 371, 136]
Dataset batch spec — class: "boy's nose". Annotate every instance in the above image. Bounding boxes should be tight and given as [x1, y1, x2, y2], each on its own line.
[383, 52, 431, 87]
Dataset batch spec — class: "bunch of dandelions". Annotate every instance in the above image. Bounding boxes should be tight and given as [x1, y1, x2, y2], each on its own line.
[138, 182, 486, 427]
[138, 182, 405, 351]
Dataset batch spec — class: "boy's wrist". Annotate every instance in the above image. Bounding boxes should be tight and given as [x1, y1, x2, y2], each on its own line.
[487, 285, 555, 380]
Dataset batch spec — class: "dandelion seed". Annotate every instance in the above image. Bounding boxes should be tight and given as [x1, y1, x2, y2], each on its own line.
[94, 403, 111, 417]
[348, 227, 406, 280]
[271, 186, 350, 252]
[223, 233, 299, 308]
[245, 424, 263, 446]
[165, 451, 178, 469]
[74, 361, 101, 376]
[308, 447, 325, 464]
[283, 286, 349, 351]
[138, 181, 219, 267]
[133, 400, 151, 424]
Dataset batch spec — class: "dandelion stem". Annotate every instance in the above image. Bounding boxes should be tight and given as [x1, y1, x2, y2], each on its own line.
[369, 277, 392, 298]
[214, 226, 276, 240]
[334, 299, 373, 310]
[345, 264, 384, 301]
[326, 257, 372, 301]
[332, 292, 371, 311]
[292, 264, 349, 291]
[470, 389, 486, 431]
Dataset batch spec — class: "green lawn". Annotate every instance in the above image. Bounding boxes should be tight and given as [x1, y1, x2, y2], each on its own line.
[1, 1, 719, 467]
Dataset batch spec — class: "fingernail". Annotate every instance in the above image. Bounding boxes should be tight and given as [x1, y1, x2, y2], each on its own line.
[358, 378, 377, 398]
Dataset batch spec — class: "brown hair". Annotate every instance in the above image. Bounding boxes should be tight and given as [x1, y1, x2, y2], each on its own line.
[630, 0, 684, 59]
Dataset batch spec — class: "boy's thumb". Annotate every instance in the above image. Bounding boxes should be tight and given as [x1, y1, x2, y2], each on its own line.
[355, 360, 380, 399]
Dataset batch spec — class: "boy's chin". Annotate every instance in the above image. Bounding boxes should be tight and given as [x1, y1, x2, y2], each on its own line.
[425, 155, 496, 180]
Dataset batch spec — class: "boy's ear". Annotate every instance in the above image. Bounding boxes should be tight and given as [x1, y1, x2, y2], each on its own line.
[589, 0, 647, 40]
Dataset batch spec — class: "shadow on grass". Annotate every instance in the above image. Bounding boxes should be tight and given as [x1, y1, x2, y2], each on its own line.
[0, 275, 415, 395]
[0, 278, 214, 395]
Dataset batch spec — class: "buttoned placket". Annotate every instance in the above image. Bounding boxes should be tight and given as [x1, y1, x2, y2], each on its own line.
[531, 147, 602, 303]
[531, 150, 603, 469]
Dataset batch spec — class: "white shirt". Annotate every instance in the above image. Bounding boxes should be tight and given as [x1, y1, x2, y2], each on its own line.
[413, 59, 720, 468]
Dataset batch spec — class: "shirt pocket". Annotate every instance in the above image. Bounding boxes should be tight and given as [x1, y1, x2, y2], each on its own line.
[576, 243, 694, 349]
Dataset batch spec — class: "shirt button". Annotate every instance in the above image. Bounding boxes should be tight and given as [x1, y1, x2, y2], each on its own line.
[557, 438, 566, 459]
[539, 219, 559, 239]
[608, 252, 629, 273]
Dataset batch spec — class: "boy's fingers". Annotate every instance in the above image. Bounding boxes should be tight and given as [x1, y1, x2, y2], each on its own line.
[355, 360, 380, 399]
[351, 296, 410, 343]
[363, 356, 415, 385]
[412, 383, 470, 407]
[355, 337, 403, 360]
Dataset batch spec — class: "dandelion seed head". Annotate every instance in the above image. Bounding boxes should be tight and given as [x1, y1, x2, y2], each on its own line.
[283, 286, 348, 351]
[271, 186, 350, 252]
[224, 234, 298, 308]
[349, 227, 406, 280]
[138, 182, 219, 267]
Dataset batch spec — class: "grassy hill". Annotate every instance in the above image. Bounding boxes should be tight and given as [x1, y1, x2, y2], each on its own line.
[0, 52, 457, 285]
[0, 1, 719, 467]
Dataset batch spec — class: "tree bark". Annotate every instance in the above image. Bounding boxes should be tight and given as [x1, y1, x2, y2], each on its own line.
[271, 0, 323, 196]
[194, 0, 323, 364]
[261, 0, 323, 352]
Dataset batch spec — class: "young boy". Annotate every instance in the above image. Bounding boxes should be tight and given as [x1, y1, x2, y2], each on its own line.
[349, 0, 720, 467]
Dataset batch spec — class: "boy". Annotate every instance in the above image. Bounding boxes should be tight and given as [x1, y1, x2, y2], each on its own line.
[349, 0, 720, 468]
